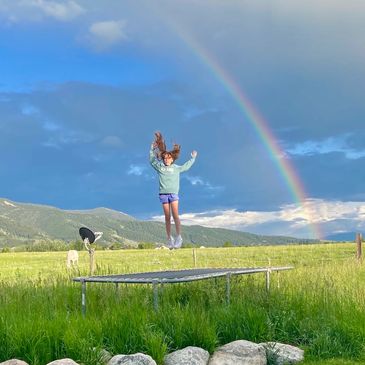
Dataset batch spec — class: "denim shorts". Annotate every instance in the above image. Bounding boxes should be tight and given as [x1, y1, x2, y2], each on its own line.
[159, 193, 179, 204]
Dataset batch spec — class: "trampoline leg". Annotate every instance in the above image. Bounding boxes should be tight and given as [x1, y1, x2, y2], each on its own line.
[153, 281, 159, 311]
[81, 280, 86, 317]
[115, 283, 120, 302]
[266, 269, 271, 292]
[226, 273, 231, 304]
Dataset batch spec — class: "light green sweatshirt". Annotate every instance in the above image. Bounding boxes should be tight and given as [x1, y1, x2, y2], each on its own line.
[149, 147, 196, 194]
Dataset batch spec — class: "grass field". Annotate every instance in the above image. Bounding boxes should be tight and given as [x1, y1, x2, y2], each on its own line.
[1, 243, 365, 365]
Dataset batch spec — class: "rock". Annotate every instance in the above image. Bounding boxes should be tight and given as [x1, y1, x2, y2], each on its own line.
[0, 360, 29, 365]
[107, 353, 157, 365]
[46, 360, 80, 365]
[164, 346, 210, 365]
[208, 340, 266, 365]
[260, 342, 304, 365]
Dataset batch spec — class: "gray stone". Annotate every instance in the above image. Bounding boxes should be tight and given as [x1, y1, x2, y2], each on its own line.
[164, 346, 209, 365]
[46, 359, 80, 365]
[0, 360, 29, 365]
[208, 340, 266, 365]
[260, 342, 304, 365]
[107, 353, 157, 365]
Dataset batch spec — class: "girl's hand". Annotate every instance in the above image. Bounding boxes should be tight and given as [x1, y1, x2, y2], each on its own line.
[151, 142, 157, 149]
[191, 150, 197, 158]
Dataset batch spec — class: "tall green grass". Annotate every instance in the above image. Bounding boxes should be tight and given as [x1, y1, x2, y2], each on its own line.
[1, 244, 365, 364]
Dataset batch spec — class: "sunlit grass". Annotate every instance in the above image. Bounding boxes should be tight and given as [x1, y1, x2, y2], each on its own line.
[0, 243, 364, 364]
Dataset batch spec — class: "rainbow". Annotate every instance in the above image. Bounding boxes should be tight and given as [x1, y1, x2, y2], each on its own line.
[169, 23, 322, 240]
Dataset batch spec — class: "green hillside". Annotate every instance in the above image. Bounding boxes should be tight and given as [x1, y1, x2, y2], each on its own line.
[0, 198, 314, 247]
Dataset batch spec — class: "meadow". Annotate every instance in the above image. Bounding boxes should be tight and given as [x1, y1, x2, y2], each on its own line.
[1, 243, 365, 365]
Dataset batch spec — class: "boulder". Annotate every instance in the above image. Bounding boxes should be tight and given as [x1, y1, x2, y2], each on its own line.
[260, 342, 304, 365]
[0, 360, 29, 365]
[107, 353, 157, 365]
[164, 346, 209, 365]
[208, 340, 266, 365]
[46, 360, 80, 365]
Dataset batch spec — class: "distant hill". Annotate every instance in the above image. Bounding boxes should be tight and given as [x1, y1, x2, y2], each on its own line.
[324, 232, 358, 242]
[0, 198, 315, 248]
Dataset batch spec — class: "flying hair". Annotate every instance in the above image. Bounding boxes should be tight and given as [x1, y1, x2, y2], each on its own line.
[154, 131, 181, 161]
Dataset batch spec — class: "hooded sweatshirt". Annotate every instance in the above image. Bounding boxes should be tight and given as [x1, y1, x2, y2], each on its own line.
[149, 147, 196, 194]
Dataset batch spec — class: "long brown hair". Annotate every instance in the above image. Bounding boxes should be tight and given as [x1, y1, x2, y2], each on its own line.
[154, 131, 180, 161]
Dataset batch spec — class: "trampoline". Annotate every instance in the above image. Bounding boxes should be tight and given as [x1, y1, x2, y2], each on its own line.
[73, 266, 293, 314]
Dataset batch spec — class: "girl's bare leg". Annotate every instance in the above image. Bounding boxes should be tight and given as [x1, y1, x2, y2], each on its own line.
[162, 203, 172, 238]
[170, 200, 181, 236]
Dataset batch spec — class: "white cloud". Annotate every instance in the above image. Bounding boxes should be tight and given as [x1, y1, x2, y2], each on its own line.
[21, 104, 39, 116]
[32, 0, 84, 21]
[42, 138, 61, 149]
[151, 199, 365, 239]
[42, 120, 60, 131]
[87, 20, 128, 51]
[185, 176, 204, 186]
[0, 0, 84, 23]
[100, 136, 123, 148]
[19, 104, 62, 132]
[127, 164, 147, 176]
[184, 175, 224, 194]
[183, 106, 220, 120]
[42, 130, 93, 149]
[287, 135, 365, 160]
[3, 200, 16, 207]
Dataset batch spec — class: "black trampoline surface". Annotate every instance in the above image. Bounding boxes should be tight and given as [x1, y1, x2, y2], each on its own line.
[73, 266, 293, 284]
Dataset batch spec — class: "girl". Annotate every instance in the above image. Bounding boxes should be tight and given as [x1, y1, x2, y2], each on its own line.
[150, 132, 197, 249]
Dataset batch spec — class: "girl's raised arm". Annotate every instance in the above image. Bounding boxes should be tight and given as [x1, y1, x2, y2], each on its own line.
[149, 143, 160, 170]
[179, 150, 197, 172]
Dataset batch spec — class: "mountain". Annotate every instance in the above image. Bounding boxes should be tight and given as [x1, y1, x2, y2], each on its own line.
[324, 232, 358, 242]
[0, 198, 314, 248]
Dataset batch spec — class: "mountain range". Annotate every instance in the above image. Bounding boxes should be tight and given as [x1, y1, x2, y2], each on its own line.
[0, 198, 316, 248]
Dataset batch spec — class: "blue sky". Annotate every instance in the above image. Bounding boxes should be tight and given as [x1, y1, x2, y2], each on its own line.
[1, 0, 365, 239]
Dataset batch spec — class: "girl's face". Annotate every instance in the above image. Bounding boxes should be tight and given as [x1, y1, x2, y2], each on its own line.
[163, 153, 173, 166]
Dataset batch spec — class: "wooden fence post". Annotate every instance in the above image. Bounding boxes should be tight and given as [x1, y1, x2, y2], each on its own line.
[356, 233, 362, 260]
[89, 247, 95, 276]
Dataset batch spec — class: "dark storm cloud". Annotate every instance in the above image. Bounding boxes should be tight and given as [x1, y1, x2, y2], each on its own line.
[0, 80, 299, 214]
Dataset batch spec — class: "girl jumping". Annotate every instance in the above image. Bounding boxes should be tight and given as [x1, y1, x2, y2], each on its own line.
[150, 132, 197, 249]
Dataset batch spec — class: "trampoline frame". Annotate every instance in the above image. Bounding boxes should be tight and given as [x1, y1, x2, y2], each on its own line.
[73, 266, 293, 314]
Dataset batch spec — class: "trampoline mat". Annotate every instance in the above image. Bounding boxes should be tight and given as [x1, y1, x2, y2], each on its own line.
[73, 267, 293, 284]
